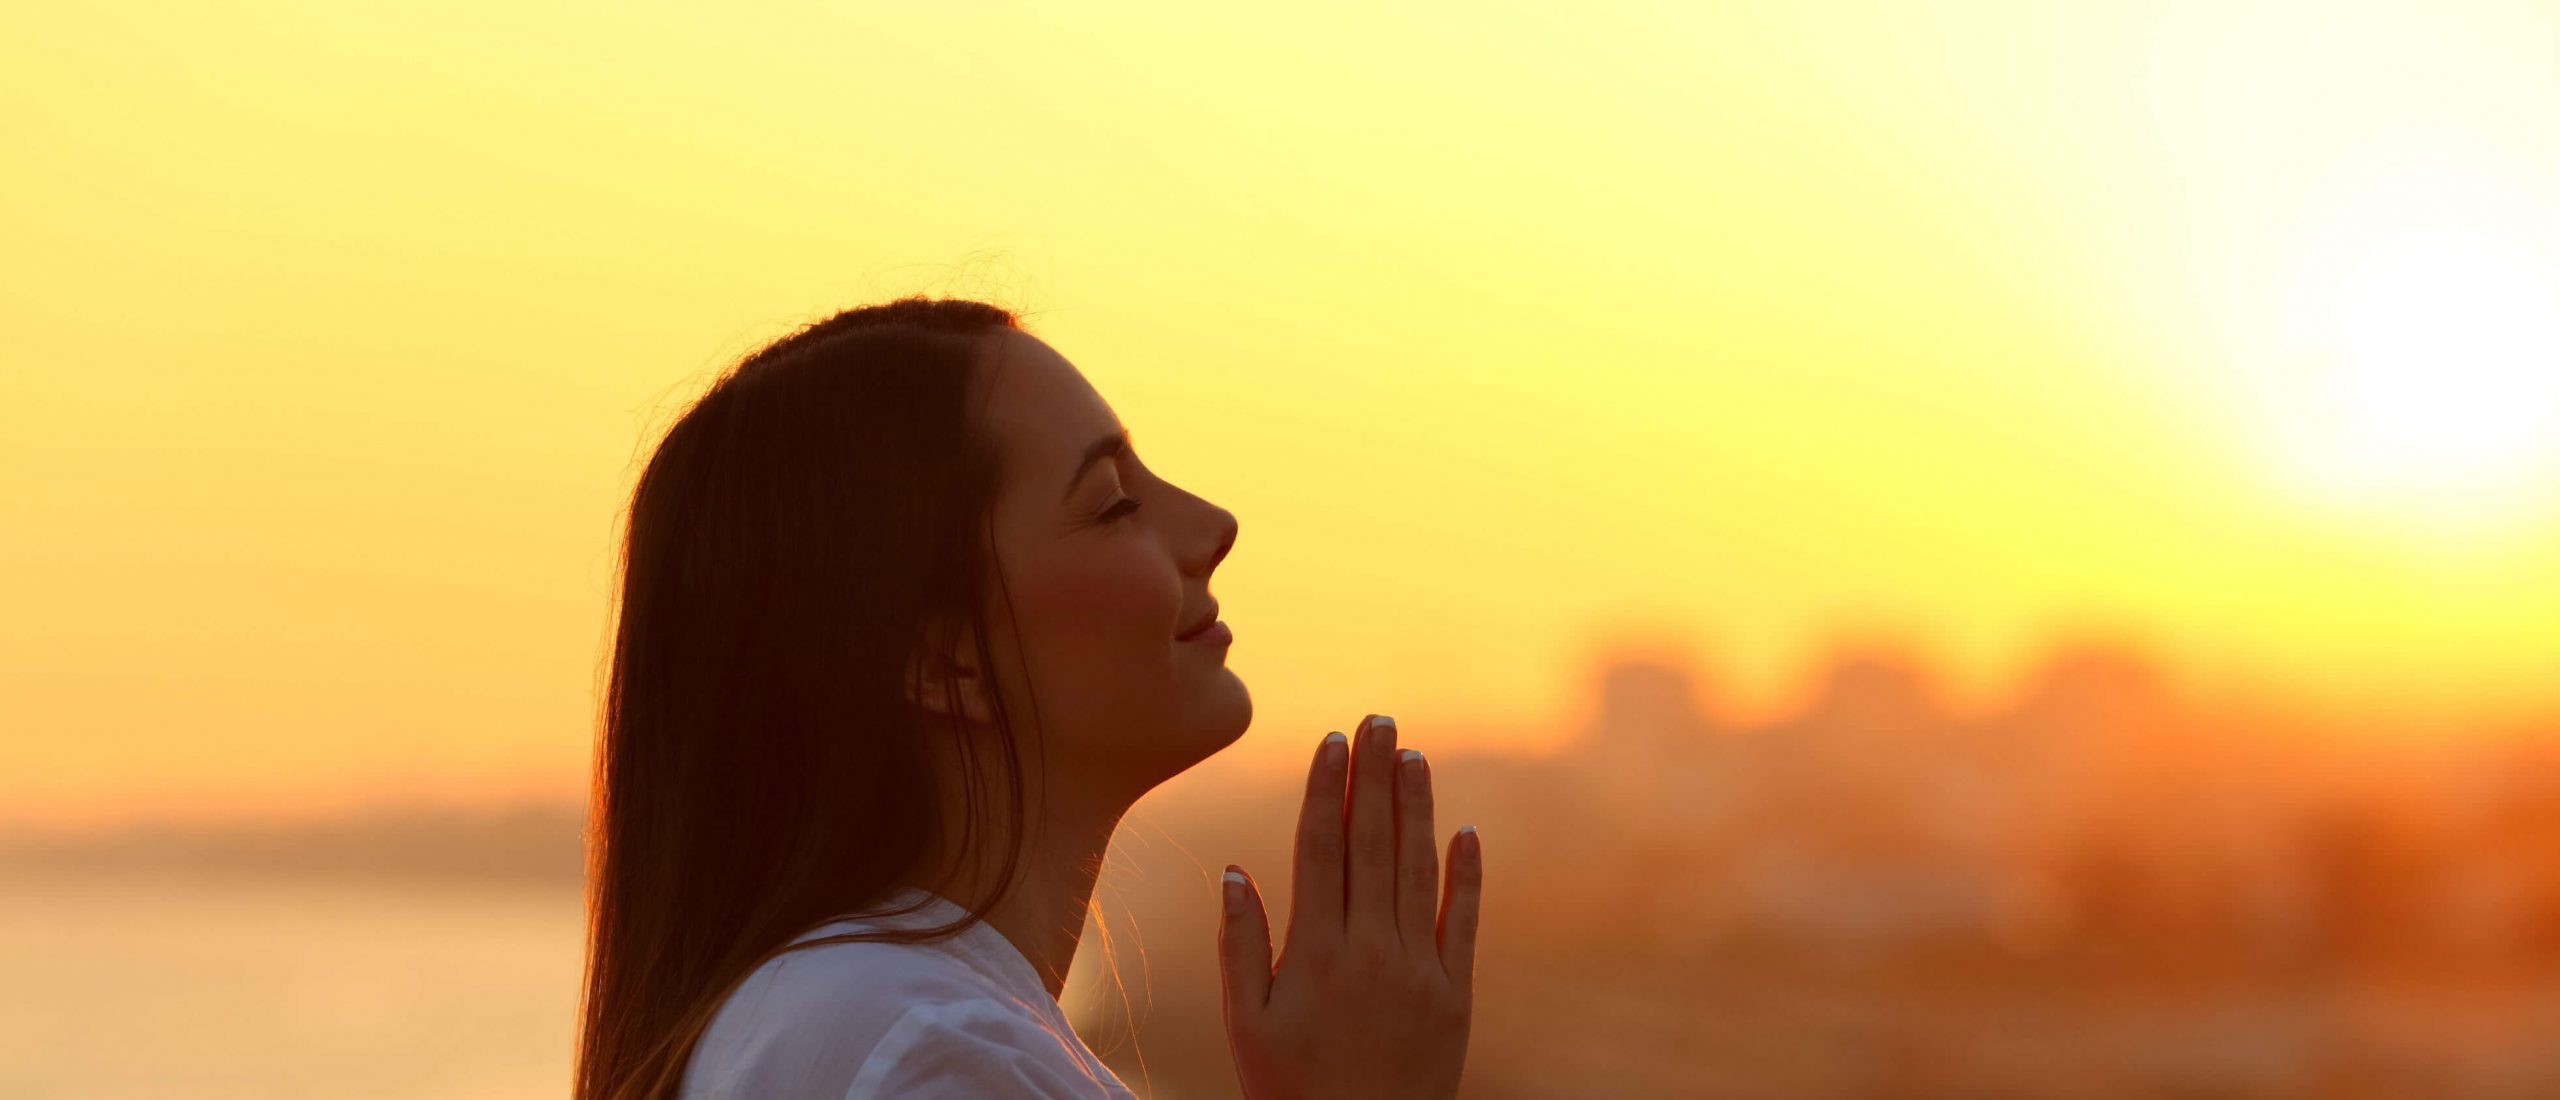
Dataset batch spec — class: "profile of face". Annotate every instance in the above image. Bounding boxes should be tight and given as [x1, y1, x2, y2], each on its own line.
[906, 328, 1248, 809]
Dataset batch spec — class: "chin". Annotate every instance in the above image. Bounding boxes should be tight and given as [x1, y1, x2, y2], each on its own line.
[1150, 679, 1253, 785]
[1203, 683, 1252, 755]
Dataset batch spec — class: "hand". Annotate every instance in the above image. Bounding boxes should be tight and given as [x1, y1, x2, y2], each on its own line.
[1217, 714, 1483, 1100]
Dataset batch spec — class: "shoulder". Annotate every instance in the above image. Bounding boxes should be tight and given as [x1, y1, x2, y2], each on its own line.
[844, 998, 1125, 1100]
[712, 928, 1023, 1046]
[682, 931, 1108, 1100]
[757, 930, 1011, 1013]
[676, 932, 990, 1094]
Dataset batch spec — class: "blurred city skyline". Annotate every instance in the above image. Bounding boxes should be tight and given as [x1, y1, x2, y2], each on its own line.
[8, 620, 2547, 845]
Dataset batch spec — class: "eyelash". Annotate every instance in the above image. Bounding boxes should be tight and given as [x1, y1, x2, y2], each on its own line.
[1099, 496, 1144, 523]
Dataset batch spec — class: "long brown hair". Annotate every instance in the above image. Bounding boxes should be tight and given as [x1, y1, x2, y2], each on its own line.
[574, 295, 1047, 1100]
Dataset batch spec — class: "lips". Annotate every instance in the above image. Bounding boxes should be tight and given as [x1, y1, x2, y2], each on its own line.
[1175, 601, 1221, 640]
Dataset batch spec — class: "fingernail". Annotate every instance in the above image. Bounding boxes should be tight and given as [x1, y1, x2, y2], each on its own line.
[1223, 867, 1245, 914]
[1399, 747, 1424, 778]
[1460, 824, 1478, 853]
[1321, 731, 1347, 768]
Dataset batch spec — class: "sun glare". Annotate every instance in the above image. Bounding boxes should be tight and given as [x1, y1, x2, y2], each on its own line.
[2265, 219, 2560, 521]
[2149, 0, 2560, 534]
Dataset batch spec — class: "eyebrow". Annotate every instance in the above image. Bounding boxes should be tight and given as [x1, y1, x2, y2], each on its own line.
[1060, 427, 1133, 502]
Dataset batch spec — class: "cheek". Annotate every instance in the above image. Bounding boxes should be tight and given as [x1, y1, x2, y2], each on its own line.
[1016, 541, 1181, 670]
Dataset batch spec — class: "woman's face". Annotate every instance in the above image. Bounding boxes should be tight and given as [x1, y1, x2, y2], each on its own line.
[909, 328, 1248, 805]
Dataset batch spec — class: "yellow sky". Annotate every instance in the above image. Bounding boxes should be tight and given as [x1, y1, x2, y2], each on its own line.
[4, 0, 2557, 830]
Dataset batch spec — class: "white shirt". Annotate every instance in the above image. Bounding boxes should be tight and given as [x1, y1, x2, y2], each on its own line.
[677, 887, 1140, 1100]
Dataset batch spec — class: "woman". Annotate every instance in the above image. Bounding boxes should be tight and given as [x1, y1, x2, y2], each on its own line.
[574, 295, 1486, 1100]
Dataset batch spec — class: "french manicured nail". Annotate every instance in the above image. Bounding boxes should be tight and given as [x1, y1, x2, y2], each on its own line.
[1322, 730, 1347, 768]
[1223, 867, 1245, 914]
[1400, 747, 1425, 779]
[1460, 824, 1478, 854]
[1373, 714, 1396, 748]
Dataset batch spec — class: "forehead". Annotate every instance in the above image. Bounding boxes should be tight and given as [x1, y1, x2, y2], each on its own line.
[978, 329, 1119, 492]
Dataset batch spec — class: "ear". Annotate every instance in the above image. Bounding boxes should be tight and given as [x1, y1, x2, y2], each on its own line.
[904, 616, 997, 726]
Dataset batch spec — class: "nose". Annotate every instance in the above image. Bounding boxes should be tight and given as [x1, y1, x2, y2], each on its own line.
[1196, 507, 1238, 575]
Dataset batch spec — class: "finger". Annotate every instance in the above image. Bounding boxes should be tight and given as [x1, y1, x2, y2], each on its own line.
[1218, 864, 1273, 1015]
[1343, 714, 1399, 940]
[1436, 825, 1482, 993]
[1288, 730, 1349, 951]
[1393, 745, 1439, 951]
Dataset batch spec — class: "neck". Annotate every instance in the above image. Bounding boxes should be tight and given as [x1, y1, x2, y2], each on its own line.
[974, 800, 1126, 1001]
[905, 770, 1134, 1003]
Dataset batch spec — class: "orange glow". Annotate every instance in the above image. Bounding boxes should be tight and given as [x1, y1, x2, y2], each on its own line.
[1, 0, 2554, 826]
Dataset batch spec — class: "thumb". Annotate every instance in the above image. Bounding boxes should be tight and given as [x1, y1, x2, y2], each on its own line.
[1217, 865, 1273, 1017]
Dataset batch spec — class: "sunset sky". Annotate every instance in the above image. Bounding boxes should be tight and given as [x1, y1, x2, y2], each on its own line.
[5, 0, 2556, 830]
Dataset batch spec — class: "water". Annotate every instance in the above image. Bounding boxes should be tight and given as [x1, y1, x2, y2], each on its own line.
[0, 869, 584, 1100]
